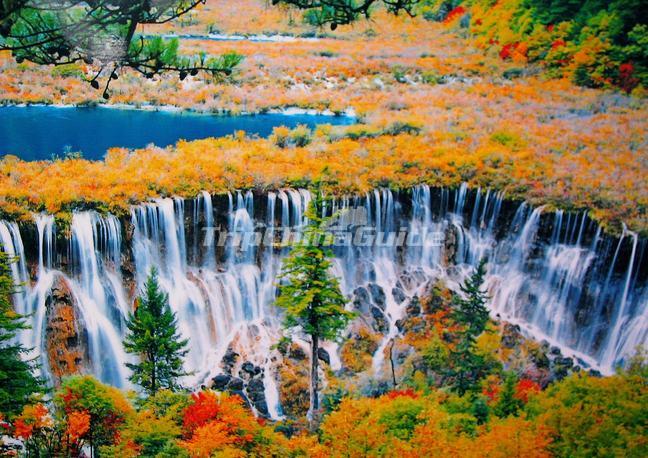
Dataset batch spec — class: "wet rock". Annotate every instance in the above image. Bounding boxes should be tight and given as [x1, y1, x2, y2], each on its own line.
[371, 306, 388, 333]
[239, 361, 260, 380]
[353, 286, 372, 314]
[222, 347, 239, 374]
[444, 225, 457, 263]
[392, 287, 407, 304]
[212, 373, 246, 392]
[317, 348, 330, 365]
[576, 358, 591, 369]
[551, 357, 574, 381]
[228, 377, 245, 391]
[589, 369, 602, 378]
[212, 374, 232, 390]
[405, 296, 421, 317]
[368, 283, 386, 310]
[550, 346, 562, 356]
[554, 357, 574, 368]
[246, 378, 270, 418]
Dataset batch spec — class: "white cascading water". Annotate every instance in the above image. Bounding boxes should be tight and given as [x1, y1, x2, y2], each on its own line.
[0, 184, 646, 419]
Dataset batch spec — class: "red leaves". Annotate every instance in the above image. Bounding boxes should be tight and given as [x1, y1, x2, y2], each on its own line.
[499, 42, 528, 62]
[483, 379, 500, 403]
[180, 390, 261, 456]
[499, 44, 514, 60]
[618, 62, 639, 94]
[387, 388, 418, 400]
[61, 387, 80, 414]
[514, 379, 541, 403]
[183, 390, 224, 434]
[182, 390, 252, 439]
[551, 39, 566, 49]
[444, 6, 467, 24]
[13, 418, 34, 440]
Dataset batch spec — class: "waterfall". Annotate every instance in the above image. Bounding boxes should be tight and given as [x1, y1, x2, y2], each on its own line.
[3, 185, 646, 410]
[600, 229, 639, 368]
[67, 212, 130, 386]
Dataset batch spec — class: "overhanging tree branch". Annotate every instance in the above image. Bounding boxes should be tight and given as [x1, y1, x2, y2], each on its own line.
[0, 0, 241, 97]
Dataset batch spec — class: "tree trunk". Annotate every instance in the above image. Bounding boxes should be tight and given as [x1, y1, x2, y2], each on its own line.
[151, 356, 156, 395]
[389, 339, 397, 388]
[309, 333, 319, 427]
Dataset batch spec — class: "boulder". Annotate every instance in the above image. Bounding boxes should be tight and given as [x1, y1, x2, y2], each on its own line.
[371, 306, 389, 333]
[228, 377, 245, 391]
[239, 361, 260, 380]
[353, 286, 372, 314]
[212, 374, 232, 390]
[317, 348, 331, 365]
[368, 283, 386, 310]
[222, 347, 239, 374]
[246, 378, 270, 418]
[392, 286, 407, 304]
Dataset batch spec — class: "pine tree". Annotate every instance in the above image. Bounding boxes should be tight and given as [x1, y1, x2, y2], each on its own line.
[275, 188, 354, 424]
[0, 247, 43, 418]
[446, 259, 491, 395]
[451, 258, 490, 341]
[494, 371, 522, 417]
[124, 268, 189, 396]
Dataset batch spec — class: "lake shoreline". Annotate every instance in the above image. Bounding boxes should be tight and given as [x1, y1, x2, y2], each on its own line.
[0, 100, 357, 118]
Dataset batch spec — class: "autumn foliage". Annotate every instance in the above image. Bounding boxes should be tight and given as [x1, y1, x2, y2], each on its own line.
[180, 391, 262, 456]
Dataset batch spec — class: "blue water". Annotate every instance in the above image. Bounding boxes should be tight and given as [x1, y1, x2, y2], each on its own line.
[0, 105, 353, 161]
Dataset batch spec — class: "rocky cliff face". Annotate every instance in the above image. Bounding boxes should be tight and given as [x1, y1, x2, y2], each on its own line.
[45, 276, 89, 385]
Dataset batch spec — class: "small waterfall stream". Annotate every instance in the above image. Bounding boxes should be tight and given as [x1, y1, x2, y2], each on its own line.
[0, 185, 646, 417]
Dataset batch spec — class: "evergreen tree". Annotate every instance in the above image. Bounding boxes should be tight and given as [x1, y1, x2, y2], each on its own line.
[124, 268, 189, 396]
[275, 188, 354, 424]
[446, 259, 491, 395]
[494, 371, 522, 417]
[0, 247, 43, 418]
[451, 259, 490, 340]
